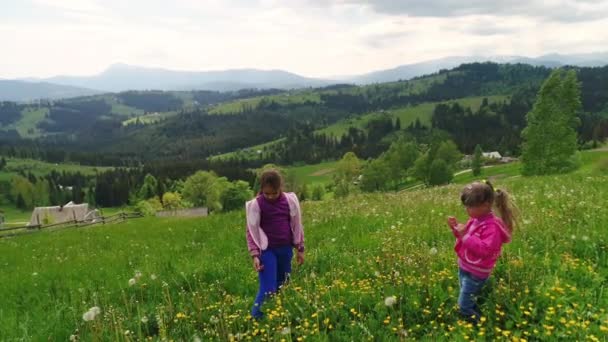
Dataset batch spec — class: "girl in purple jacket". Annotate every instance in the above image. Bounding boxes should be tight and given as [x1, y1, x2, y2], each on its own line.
[246, 169, 305, 319]
[447, 180, 517, 323]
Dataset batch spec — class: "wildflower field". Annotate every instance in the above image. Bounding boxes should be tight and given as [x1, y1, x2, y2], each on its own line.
[0, 166, 607, 341]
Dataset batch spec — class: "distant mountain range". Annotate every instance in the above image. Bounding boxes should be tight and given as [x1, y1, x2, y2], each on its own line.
[34, 63, 334, 93]
[0, 80, 101, 102]
[3, 52, 607, 101]
[345, 52, 608, 84]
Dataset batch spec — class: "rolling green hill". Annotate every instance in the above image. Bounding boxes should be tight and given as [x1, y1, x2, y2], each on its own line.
[318, 95, 508, 137]
[0, 166, 605, 340]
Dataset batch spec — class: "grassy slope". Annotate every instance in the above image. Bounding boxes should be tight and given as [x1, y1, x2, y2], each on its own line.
[0, 164, 605, 340]
[2, 107, 49, 138]
[318, 95, 508, 137]
[0, 158, 111, 182]
[209, 92, 321, 115]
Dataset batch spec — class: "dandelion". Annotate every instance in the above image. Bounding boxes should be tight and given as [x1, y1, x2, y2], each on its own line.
[124, 330, 131, 336]
[374, 271, 381, 277]
[571, 235, 576, 240]
[193, 336, 202, 342]
[385, 296, 397, 307]
[69, 334, 78, 341]
[150, 274, 157, 280]
[141, 316, 149, 324]
[582, 235, 590, 241]
[281, 327, 291, 335]
[176, 312, 187, 319]
[82, 307, 101, 321]
[128, 278, 136, 286]
[134, 270, 143, 279]
[429, 247, 438, 255]
[32, 272, 38, 276]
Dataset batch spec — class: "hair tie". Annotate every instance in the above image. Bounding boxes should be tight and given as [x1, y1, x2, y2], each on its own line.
[481, 179, 495, 192]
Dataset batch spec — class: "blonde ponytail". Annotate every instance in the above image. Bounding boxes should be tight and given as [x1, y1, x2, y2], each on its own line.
[494, 189, 518, 232]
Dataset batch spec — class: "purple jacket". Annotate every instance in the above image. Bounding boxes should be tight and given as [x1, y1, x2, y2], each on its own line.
[452, 212, 511, 279]
[246, 192, 304, 257]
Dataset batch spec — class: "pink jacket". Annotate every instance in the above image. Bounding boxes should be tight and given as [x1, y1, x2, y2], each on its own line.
[246, 192, 304, 257]
[452, 212, 511, 279]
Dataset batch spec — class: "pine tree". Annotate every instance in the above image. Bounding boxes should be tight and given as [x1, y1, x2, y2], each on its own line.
[472, 144, 483, 176]
[522, 69, 581, 175]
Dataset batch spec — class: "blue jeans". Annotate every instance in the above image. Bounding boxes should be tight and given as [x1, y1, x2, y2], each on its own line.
[251, 246, 293, 318]
[458, 268, 488, 322]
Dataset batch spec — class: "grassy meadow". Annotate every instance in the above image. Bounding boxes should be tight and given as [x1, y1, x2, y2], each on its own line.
[0, 154, 606, 341]
[317, 96, 508, 138]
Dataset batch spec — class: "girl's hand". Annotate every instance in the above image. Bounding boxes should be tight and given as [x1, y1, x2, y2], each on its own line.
[296, 251, 305, 266]
[253, 256, 264, 272]
[454, 224, 466, 236]
[447, 216, 458, 229]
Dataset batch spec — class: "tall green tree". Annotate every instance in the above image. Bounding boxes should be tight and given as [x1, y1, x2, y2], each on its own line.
[383, 139, 419, 188]
[472, 144, 483, 176]
[138, 174, 158, 200]
[182, 171, 227, 212]
[221, 181, 253, 212]
[522, 69, 582, 175]
[360, 158, 391, 192]
[333, 152, 362, 197]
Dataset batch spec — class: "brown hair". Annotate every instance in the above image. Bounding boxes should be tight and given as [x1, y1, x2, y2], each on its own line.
[461, 180, 518, 232]
[259, 169, 284, 192]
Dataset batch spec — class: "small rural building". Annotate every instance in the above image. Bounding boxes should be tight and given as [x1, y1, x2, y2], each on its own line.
[482, 151, 502, 159]
[28, 202, 99, 226]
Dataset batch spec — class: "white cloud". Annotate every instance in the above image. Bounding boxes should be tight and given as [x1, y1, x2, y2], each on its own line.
[0, 0, 607, 79]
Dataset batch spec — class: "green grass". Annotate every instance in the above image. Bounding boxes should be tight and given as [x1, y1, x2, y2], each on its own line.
[0, 169, 606, 340]
[0, 206, 32, 226]
[122, 111, 179, 126]
[288, 161, 339, 185]
[318, 95, 508, 137]
[210, 139, 286, 161]
[209, 92, 321, 115]
[2, 107, 49, 138]
[0, 158, 112, 182]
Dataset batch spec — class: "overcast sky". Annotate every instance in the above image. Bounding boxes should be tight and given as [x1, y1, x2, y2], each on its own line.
[1, 0, 607, 79]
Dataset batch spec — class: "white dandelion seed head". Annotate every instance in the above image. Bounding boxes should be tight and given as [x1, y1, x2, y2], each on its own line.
[281, 327, 291, 335]
[582, 235, 590, 241]
[141, 316, 149, 324]
[384, 296, 397, 307]
[331, 238, 336, 242]
[571, 235, 576, 240]
[150, 274, 157, 280]
[429, 247, 438, 255]
[82, 311, 95, 322]
[32, 272, 38, 276]
[90, 306, 101, 315]
[128, 278, 137, 286]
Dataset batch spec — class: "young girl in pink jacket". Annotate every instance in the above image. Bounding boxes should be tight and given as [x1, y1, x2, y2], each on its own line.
[447, 180, 517, 323]
[246, 169, 305, 319]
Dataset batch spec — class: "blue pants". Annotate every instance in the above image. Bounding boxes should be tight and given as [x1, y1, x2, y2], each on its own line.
[458, 268, 488, 322]
[251, 246, 293, 318]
